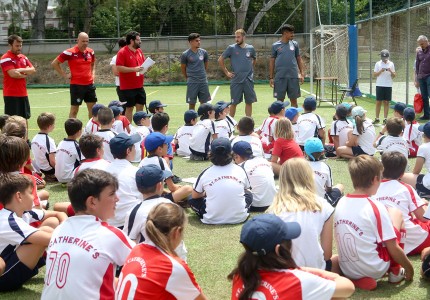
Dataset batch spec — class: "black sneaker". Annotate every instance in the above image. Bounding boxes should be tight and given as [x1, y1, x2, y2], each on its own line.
[372, 118, 380, 124]
[172, 175, 182, 184]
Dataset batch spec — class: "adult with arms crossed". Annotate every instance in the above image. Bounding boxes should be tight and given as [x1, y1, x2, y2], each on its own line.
[218, 29, 257, 117]
[116, 31, 147, 122]
[415, 35, 430, 120]
[1, 34, 35, 127]
[52, 32, 97, 119]
[269, 24, 305, 107]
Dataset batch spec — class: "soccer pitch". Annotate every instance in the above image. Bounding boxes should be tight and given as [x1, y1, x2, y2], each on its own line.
[0, 84, 428, 299]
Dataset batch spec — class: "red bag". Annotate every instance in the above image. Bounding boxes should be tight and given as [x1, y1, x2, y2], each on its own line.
[414, 93, 424, 114]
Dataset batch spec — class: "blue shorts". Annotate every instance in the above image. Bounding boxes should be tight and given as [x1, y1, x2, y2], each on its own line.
[0, 251, 43, 292]
[230, 80, 257, 104]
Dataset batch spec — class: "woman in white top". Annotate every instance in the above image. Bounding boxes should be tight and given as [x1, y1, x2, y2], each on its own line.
[336, 106, 376, 158]
[267, 158, 334, 270]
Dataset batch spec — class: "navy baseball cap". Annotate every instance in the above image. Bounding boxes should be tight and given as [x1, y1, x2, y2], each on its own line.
[270, 101, 290, 115]
[403, 107, 415, 121]
[148, 100, 167, 111]
[111, 105, 123, 117]
[91, 104, 105, 116]
[285, 107, 303, 121]
[240, 214, 301, 256]
[108, 100, 127, 107]
[303, 96, 317, 110]
[390, 102, 406, 114]
[109, 133, 141, 157]
[419, 122, 430, 137]
[184, 110, 198, 123]
[197, 103, 214, 116]
[335, 104, 348, 119]
[232, 141, 253, 158]
[211, 138, 231, 155]
[135, 165, 169, 188]
[133, 111, 152, 125]
[215, 101, 231, 114]
[304, 137, 324, 161]
[144, 132, 174, 152]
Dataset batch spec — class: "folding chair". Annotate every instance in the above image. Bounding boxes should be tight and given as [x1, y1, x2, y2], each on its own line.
[339, 79, 359, 105]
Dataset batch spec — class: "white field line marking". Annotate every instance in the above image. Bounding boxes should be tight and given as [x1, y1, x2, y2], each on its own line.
[147, 90, 159, 97]
[209, 86, 220, 103]
[47, 90, 69, 95]
[300, 88, 336, 106]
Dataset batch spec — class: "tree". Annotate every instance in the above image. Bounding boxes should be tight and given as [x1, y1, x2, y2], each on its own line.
[29, 0, 48, 39]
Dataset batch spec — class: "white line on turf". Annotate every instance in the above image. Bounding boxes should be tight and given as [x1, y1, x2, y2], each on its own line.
[209, 86, 220, 103]
[47, 90, 68, 95]
[147, 90, 159, 96]
[300, 88, 336, 106]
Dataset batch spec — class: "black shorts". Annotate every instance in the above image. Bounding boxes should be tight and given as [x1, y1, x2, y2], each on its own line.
[351, 145, 367, 156]
[376, 86, 392, 101]
[70, 84, 97, 106]
[0, 251, 41, 292]
[325, 188, 343, 207]
[4, 96, 31, 119]
[120, 88, 146, 107]
[416, 174, 430, 197]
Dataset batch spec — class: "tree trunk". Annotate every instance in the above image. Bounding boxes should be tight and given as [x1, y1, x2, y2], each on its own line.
[83, 0, 99, 34]
[236, 0, 250, 31]
[246, 0, 281, 34]
[31, 0, 48, 40]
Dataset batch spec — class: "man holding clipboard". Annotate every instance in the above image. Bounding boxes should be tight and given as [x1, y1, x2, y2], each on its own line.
[116, 31, 150, 122]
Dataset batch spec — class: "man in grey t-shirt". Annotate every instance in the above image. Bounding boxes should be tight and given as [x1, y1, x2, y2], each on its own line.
[181, 33, 211, 110]
[218, 29, 257, 117]
[269, 24, 305, 108]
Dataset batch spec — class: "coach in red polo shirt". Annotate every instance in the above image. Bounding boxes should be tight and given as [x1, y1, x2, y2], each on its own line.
[116, 31, 146, 122]
[0, 35, 35, 122]
[52, 32, 97, 119]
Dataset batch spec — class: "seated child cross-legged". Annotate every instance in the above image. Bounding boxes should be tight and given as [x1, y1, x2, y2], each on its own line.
[374, 117, 409, 159]
[174, 110, 198, 157]
[333, 155, 413, 290]
[231, 116, 264, 158]
[402, 107, 422, 158]
[375, 151, 430, 256]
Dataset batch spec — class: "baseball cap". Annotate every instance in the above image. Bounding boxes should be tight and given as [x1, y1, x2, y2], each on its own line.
[351, 106, 367, 118]
[108, 100, 127, 107]
[144, 132, 174, 152]
[135, 165, 169, 188]
[91, 103, 105, 116]
[418, 122, 430, 137]
[335, 104, 348, 119]
[403, 107, 415, 121]
[148, 100, 167, 111]
[304, 137, 324, 161]
[111, 105, 123, 117]
[270, 101, 290, 115]
[303, 96, 317, 111]
[214, 101, 231, 114]
[232, 141, 253, 158]
[390, 102, 406, 114]
[211, 138, 232, 155]
[109, 133, 141, 157]
[422, 254, 430, 279]
[184, 110, 198, 123]
[197, 103, 214, 116]
[342, 102, 352, 110]
[380, 49, 390, 58]
[133, 111, 152, 125]
[240, 214, 301, 256]
[285, 107, 303, 121]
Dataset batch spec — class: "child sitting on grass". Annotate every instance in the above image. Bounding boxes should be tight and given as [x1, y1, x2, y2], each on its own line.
[174, 110, 198, 157]
[296, 96, 326, 148]
[84, 103, 104, 134]
[189, 103, 218, 161]
[131, 111, 152, 162]
[95, 107, 116, 162]
[214, 101, 234, 139]
[402, 107, 422, 158]
[231, 116, 264, 158]
[374, 117, 408, 159]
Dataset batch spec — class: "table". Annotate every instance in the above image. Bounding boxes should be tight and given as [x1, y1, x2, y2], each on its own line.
[315, 77, 338, 107]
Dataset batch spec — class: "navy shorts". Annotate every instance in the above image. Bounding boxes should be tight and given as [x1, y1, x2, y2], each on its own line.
[325, 187, 343, 207]
[376, 86, 392, 101]
[416, 174, 430, 198]
[4, 96, 31, 119]
[231, 80, 257, 105]
[351, 145, 367, 156]
[70, 84, 97, 106]
[273, 78, 301, 100]
[0, 251, 42, 292]
[186, 83, 211, 104]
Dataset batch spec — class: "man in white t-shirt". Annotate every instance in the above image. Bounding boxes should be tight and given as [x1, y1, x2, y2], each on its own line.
[190, 138, 252, 224]
[232, 141, 276, 211]
[106, 133, 142, 228]
[373, 49, 396, 125]
[41, 169, 135, 299]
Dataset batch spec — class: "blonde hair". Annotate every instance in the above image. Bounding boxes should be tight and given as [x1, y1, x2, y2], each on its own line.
[274, 118, 294, 140]
[268, 158, 321, 213]
[235, 29, 246, 36]
[145, 203, 187, 256]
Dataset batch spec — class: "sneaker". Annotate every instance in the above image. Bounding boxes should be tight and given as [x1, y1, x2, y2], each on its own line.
[44, 174, 58, 183]
[383, 119, 387, 125]
[351, 277, 377, 290]
[172, 175, 182, 184]
[190, 154, 205, 161]
[388, 267, 405, 284]
[373, 118, 380, 124]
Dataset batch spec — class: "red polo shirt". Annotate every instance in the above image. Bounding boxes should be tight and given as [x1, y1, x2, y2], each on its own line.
[116, 46, 145, 90]
[57, 45, 95, 85]
[1, 50, 33, 97]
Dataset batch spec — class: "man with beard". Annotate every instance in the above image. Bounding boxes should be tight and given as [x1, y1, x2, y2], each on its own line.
[116, 31, 146, 122]
[181, 33, 211, 110]
[415, 35, 430, 120]
[218, 29, 256, 117]
[1, 35, 35, 125]
[52, 32, 97, 119]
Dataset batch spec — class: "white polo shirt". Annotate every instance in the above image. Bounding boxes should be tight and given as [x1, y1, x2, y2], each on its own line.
[130, 125, 151, 162]
[189, 119, 216, 154]
[55, 139, 83, 183]
[352, 119, 376, 155]
[95, 129, 117, 162]
[297, 113, 325, 146]
[403, 122, 422, 150]
[84, 118, 99, 134]
[174, 125, 195, 157]
[418, 142, 430, 189]
[308, 160, 333, 198]
[330, 119, 353, 148]
[259, 116, 278, 145]
[231, 135, 264, 158]
[31, 133, 57, 172]
[215, 119, 234, 139]
[112, 120, 125, 134]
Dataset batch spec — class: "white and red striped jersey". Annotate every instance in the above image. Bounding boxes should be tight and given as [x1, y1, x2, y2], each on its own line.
[84, 118, 100, 135]
[375, 179, 427, 254]
[116, 242, 202, 300]
[231, 268, 336, 300]
[41, 215, 134, 300]
[258, 116, 278, 145]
